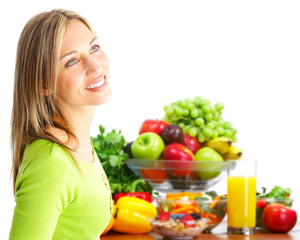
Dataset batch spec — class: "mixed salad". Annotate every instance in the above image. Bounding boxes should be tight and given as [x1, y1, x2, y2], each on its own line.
[256, 185, 293, 228]
[154, 191, 227, 235]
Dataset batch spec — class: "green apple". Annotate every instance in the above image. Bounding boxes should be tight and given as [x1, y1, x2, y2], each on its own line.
[131, 132, 165, 159]
[194, 147, 224, 180]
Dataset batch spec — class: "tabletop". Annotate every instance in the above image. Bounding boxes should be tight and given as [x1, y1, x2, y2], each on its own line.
[101, 221, 300, 240]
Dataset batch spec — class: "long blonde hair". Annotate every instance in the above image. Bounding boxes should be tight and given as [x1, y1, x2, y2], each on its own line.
[11, 9, 93, 190]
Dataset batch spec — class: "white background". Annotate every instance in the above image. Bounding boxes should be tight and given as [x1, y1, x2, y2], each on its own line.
[1, 0, 299, 238]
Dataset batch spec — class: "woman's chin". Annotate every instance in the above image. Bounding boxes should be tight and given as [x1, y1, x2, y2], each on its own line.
[95, 87, 112, 106]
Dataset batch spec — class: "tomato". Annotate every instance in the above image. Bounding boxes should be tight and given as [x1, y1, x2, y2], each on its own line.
[262, 203, 297, 233]
[256, 199, 268, 209]
[139, 169, 167, 183]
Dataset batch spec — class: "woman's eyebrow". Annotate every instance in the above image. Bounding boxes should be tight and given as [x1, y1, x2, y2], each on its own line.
[60, 37, 98, 60]
[89, 37, 98, 46]
[60, 50, 77, 60]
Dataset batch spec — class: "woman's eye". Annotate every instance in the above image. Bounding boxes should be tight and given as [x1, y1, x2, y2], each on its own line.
[90, 45, 100, 53]
[65, 58, 78, 67]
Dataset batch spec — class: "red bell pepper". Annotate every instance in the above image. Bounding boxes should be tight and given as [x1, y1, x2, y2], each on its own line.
[114, 192, 152, 203]
[114, 193, 127, 202]
[113, 179, 152, 203]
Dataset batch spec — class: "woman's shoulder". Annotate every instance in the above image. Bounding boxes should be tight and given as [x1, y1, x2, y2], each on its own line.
[16, 139, 79, 190]
[23, 139, 70, 162]
[15, 139, 80, 206]
[20, 139, 75, 175]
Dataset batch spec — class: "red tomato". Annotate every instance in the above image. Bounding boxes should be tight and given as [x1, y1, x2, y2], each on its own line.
[262, 203, 297, 233]
[139, 169, 167, 183]
[139, 119, 169, 135]
[256, 199, 268, 209]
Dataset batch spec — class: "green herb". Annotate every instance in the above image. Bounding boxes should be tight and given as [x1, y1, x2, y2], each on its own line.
[91, 125, 153, 195]
[195, 191, 227, 219]
[205, 191, 218, 199]
[257, 185, 292, 199]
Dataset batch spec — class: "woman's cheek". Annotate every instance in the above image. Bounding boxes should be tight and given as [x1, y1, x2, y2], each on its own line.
[59, 71, 82, 91]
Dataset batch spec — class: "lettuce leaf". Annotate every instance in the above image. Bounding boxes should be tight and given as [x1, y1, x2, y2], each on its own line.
[257, 185, 292, 199]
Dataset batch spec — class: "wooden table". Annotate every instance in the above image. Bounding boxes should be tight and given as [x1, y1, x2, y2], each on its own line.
[101, 221, 300, 240]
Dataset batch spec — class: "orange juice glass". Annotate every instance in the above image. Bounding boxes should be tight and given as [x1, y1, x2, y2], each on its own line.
[227, 160, 257, 235]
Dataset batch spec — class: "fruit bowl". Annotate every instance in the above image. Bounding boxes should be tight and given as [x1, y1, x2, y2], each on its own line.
[256, 198, 294, 228]
[126, 159, 227, 192]
[151, 194, 227, 239]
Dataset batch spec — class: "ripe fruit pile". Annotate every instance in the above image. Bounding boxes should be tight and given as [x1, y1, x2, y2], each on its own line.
[127, 104, 243, 182]
[162, 96, 237, 143]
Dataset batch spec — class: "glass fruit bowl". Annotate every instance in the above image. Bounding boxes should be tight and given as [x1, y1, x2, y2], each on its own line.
[151, 194, 227, 239]
[256, 198, 294, 228]
[126, 159, 227, 192]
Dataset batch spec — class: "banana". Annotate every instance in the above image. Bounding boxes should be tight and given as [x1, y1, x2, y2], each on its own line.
[204, 137, 232, 155]
[222, 145, 243, 160]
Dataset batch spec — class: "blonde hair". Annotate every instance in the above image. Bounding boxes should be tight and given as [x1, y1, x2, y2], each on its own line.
[11, 9, 93, 190]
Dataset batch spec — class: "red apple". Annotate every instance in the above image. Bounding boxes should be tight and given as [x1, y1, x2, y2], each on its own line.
[139, 119, 169, 135]
[162, 143, 194, 177]
[262, 203, 297, 233]
[180, 133, 201, 154]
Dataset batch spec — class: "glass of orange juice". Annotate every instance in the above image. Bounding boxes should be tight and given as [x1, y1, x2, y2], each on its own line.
[227, 160, 257, 235]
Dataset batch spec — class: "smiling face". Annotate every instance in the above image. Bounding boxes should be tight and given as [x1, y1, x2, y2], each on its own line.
[56, 19, 111, 112]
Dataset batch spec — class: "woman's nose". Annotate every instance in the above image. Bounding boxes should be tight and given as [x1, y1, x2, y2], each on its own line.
[85, 56, 106, 76]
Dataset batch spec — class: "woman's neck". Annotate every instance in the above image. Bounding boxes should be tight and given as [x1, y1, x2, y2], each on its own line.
[49, 106, 96, 162]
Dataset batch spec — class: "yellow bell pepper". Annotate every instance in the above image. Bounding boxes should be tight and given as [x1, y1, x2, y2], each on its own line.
[112, 196, 157, 234]
[101, 203, 116, 236]
[101, 234, 156, 240]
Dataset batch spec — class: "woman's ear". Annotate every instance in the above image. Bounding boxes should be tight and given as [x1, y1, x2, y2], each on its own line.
[43, 88, 49, 96]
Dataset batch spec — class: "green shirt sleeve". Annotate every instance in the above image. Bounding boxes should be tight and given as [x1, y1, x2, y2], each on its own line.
[9, 149, 78, 239]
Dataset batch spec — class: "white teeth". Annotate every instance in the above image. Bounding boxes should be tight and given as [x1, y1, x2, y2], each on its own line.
[85, 78, 104, 90]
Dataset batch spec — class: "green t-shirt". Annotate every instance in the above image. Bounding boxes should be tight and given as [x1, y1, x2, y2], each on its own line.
[9, 139, 112, 240]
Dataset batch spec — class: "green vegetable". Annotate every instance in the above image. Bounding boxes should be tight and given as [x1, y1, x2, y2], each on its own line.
[195, 191, 227, 219]
[205, 191, 218, 199]
[91, 125, 153, 195]
[256, 186, 293, 228]
[257, 185, 292, 199]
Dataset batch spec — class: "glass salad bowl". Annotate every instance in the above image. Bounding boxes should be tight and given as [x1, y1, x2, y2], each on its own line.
[151, 192, 227, 239]
[255, 186, 294, 228]
[126, 159, 227, 192]
[256, 198, 294, 228]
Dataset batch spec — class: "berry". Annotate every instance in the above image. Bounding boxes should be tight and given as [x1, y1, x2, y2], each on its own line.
[180, 213, 196, 228]
[190, 212, 201, 220]
[169, 213, 185, 221]
[157, 212, 171, 221]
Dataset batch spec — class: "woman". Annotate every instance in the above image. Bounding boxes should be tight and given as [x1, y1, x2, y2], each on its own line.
[10, 9, 112, 239]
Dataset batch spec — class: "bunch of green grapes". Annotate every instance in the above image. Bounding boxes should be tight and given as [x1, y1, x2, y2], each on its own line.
[162, 96, 237, 143]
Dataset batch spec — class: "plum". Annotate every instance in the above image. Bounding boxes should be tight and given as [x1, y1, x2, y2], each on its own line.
[160, 124, 183, 144]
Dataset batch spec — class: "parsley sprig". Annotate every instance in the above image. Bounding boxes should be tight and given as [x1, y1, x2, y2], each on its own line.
[91, 125, 153, 194]
[257, 186, 292, 199]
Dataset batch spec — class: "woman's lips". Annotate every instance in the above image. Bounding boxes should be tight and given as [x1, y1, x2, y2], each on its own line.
[85, 75, 107, 92]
